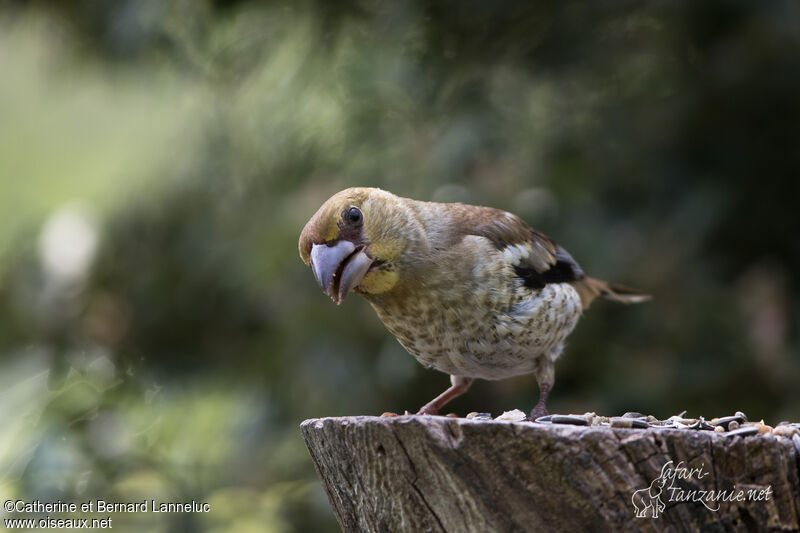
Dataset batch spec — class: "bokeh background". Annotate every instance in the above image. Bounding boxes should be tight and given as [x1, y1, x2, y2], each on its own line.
[1, 1, 798, 531]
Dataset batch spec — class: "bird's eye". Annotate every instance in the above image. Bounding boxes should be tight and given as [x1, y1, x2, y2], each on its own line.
[345, 206, 363, 225]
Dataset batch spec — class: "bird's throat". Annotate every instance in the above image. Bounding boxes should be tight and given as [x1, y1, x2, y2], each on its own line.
[356, 267, 400, 296]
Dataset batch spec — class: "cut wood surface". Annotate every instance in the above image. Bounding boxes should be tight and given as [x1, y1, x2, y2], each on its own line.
[300, 415, 800, 532]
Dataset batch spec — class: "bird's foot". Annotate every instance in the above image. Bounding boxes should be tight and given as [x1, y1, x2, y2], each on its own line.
[529, 380, 552, 421]
[529, 403, 549, 421]
[416, 404, 439, 416]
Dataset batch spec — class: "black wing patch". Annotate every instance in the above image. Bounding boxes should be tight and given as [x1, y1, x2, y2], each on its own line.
[455, 207, 585, 290]
[513, 245, 585, 289]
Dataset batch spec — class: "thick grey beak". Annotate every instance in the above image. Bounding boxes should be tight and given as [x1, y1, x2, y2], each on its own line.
[310, 241, 374, 304]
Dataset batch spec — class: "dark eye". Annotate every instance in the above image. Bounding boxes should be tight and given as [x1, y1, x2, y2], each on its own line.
[345, 206, 363, 225]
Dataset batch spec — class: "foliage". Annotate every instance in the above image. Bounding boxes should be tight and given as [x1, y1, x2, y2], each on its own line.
[1, 1, 798, 531]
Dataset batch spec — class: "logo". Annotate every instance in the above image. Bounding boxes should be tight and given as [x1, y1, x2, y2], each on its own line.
[631, 470, 668, 518]
[632, 460, 772, 518]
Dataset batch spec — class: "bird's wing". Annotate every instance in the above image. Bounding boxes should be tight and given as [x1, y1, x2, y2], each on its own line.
[453, 206, 586, 289]
[444, 204, 647, 308]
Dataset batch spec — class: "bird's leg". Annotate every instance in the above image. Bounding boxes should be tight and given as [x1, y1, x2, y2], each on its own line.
[417, 375, 473, 415]
[530, 356, 556, 420]
[529, 382, 551, 420]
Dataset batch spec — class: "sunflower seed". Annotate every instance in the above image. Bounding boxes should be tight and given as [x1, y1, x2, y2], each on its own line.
[724, 426, 759, 438]
[550, 414, 589, 426]
[611, 417, 649, 429]
[773, 425, 798, 437]
[622, 412, 647, 419]
[495, 409, 527, 422]
[712, 414, 746, 429]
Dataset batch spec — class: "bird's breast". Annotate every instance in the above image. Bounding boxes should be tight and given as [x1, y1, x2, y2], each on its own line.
[367, 280, 583, 380]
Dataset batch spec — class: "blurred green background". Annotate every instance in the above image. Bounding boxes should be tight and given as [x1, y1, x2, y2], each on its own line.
[1, 1, 798, 531]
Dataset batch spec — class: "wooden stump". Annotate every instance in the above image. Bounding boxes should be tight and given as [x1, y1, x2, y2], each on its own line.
[300, 416, 800, 532]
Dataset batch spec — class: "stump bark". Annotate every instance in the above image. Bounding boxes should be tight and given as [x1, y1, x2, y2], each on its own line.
[300, 416, 800, 532]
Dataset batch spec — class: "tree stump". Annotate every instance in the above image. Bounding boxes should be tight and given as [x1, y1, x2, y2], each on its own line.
[300, 416, 800, 532]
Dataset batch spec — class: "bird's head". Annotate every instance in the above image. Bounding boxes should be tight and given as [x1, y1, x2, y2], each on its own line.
[299, 187, 418, 304]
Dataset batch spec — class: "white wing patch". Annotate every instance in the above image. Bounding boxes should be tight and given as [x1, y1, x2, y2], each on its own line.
[500, 240, 555, 273]
[502, 243, 532, 266]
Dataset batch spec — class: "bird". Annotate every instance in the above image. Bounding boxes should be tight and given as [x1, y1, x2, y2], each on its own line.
[298, 187, 649, 419]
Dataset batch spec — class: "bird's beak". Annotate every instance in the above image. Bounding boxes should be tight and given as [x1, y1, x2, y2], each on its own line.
[310, 241, 374, 304]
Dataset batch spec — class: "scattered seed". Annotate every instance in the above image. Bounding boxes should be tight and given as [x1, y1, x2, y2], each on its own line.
[713, 413, 747, 428]
[724, 426, 759, 438]
[690, 417, 715, 431]
[773, 425, 798, 437]
[611, 417, 649, 429]
[753, 422, 772, 435]
[667, 415, 697, 426]
[489, 409, 795, 435]
[592, 415, 611, 426]
[622, 412, 647, 419]
[496, 409, 527, 422]
[685, 420, 702, 430]
[550, 415, 589, 426]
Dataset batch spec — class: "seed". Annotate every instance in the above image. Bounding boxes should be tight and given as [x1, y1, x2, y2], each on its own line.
[495, 409, 527, 422]
[724, 426, 759, 438]
[611, 417, 649, 429]
[773, 425, 798, 437]
[550, 414, 589, 426]
[753, 422, 772, 435]
[712, 414, 746, 429]
[622, 412, 647, 419]
[694, 417, 715, 431]
[667, 415, 697, 425]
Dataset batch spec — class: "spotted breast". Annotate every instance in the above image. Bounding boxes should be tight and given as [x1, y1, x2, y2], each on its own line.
[365, 233, 584, 381]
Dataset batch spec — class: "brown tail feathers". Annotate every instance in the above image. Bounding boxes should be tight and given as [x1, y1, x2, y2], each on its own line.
[570, 277, 651, 309]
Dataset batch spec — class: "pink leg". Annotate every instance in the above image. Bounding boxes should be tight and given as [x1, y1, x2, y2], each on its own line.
[529, 381, 551, 420]
[417, 375, 474, 415]
[530, 354, 556, 420]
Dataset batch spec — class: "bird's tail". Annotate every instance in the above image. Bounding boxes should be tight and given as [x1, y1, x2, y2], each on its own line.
[571, 277, 651, 309]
